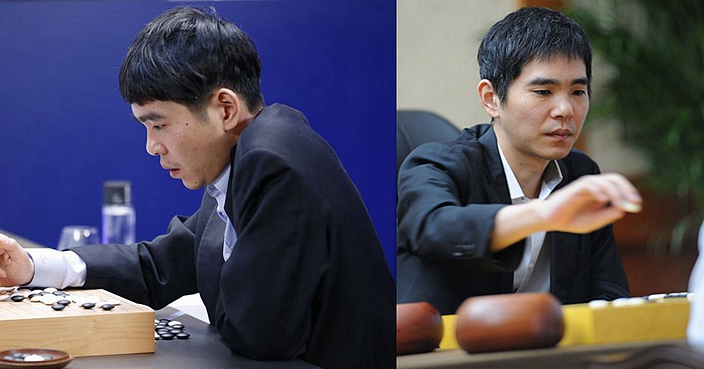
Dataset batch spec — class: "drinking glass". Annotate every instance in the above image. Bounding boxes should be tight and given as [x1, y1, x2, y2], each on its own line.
[57, 226, 100, 251]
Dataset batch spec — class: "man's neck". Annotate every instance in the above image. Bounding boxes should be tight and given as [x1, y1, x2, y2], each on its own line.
[496, 136, 549, 199]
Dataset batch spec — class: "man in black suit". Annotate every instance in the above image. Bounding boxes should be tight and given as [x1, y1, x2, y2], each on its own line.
[0, 6, 394, 369]
[397, 7, 642, 315]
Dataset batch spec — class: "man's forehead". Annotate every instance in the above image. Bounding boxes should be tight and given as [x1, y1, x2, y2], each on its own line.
[131, 101, 175, 122]
[519, 56, 587, 81]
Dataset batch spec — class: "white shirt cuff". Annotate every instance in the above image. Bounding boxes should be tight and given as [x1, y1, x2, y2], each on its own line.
[26, 248, 87, 289]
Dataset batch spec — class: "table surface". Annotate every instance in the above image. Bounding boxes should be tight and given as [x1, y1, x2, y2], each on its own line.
[67, 307, 319, 369]
[396, 340, 704, 369]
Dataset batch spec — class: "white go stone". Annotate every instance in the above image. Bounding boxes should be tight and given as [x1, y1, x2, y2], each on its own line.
[647, 293, 667, 302]
[611, 298, 630, 307]
[23, 354, 45, 362]
[43, 287, 58, 293]
[588, 299, 609, 309]
[40, 294, 59, 305]
[626, 297, 646, 305]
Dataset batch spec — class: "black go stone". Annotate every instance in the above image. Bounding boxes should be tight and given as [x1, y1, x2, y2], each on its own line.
[81, 302, 96, 309]
[51, 304, 65, 311]
[100, 303, 115, 311]
[154, 318, 190, 340]
[10, 295, 25, 302]
[159, 333, 175, 340]
[176, 332, 190, 340]
[57, 299, 71, 306]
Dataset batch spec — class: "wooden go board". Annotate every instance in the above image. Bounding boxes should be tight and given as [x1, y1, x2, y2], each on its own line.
[0, 288, 155, 357]
[558, 294, 689, 346]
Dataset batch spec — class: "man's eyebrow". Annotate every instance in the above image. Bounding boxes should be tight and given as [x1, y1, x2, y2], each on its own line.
[528, 77, 588, 86]
[133, 111, 165, 123]
[572, 77, 588, 86]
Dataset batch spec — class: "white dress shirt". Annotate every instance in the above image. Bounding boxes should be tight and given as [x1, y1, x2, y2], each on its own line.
[497, 143, 563, 293]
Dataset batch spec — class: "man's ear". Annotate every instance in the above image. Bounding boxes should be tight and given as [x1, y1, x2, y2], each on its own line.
[477, 79, 500, 119]
[212, 88, 243, 132]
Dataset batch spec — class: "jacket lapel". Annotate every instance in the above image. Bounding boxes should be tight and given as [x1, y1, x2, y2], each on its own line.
[195, 194, 226, 322]
[224, 145, 238, 232]
[478, 125, 511, 204]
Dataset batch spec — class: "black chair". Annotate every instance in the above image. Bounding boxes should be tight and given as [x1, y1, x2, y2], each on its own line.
[396, 110, 461, 174]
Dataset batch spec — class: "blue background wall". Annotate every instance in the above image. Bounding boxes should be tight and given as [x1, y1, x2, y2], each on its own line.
[0, 1, 396, 276]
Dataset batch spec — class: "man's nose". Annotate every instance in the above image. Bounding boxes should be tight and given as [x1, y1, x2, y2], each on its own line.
[146, 134, 166, 156]
[552, 95, 575, 119]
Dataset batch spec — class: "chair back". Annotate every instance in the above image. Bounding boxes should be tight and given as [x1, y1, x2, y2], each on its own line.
[396, 110, 460, 174]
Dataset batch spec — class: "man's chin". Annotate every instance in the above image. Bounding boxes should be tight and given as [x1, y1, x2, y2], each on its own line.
[181, 179, 205, 190]
[542, 145, 575, 161]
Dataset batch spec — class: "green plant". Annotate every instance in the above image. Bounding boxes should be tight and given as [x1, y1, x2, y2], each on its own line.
[567, 0, 704, 252]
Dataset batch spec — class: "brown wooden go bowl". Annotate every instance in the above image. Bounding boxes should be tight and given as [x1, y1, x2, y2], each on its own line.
[396, 302, 444, 355]
[455, 292, 564, 353]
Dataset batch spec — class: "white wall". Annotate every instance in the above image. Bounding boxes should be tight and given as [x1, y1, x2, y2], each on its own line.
[397, 0, 515, 129]
[397, 0, 648, 176]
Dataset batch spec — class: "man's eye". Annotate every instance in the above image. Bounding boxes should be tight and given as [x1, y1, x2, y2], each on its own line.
[153, 125, 164, 131]
[573, 90, 587, 96]
[534, 90, 551, 96]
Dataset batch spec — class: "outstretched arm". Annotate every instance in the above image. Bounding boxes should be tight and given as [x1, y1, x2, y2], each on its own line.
[491, 173, 642, 252]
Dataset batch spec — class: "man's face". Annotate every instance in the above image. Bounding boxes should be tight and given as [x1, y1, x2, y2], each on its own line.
[493, 55, 589, 168]
[132, 100, 232, 190]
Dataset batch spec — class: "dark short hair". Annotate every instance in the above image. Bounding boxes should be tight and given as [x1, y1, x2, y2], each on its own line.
[119, 6, 264, 112]
[478, 7, 592, 102]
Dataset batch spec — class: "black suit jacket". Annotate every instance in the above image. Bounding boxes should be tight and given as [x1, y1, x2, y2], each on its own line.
[396, 124, 629, 315]
[72, 104, 395, 369]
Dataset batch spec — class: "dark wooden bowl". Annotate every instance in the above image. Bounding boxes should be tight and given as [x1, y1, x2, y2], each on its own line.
[396, 302, 444, 355]
[455, 293, 564, 353]
[0, 348, 73, 369]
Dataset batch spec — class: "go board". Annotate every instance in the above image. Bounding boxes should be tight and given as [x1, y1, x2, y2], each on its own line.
[558, 294, 690, 346]
[0, 288, 154, 357]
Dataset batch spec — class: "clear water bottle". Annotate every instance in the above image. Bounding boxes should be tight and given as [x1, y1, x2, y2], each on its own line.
[102, 180, 136, 245]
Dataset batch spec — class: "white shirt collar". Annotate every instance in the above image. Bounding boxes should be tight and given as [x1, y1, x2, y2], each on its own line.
[497, 143, 563, 202]
[206, 165, 231, 207]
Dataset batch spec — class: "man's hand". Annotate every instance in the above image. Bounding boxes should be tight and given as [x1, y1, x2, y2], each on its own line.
[491, 173, 642, 252]
[540, 173, 642, 233]
[0, 233, 35, 286]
